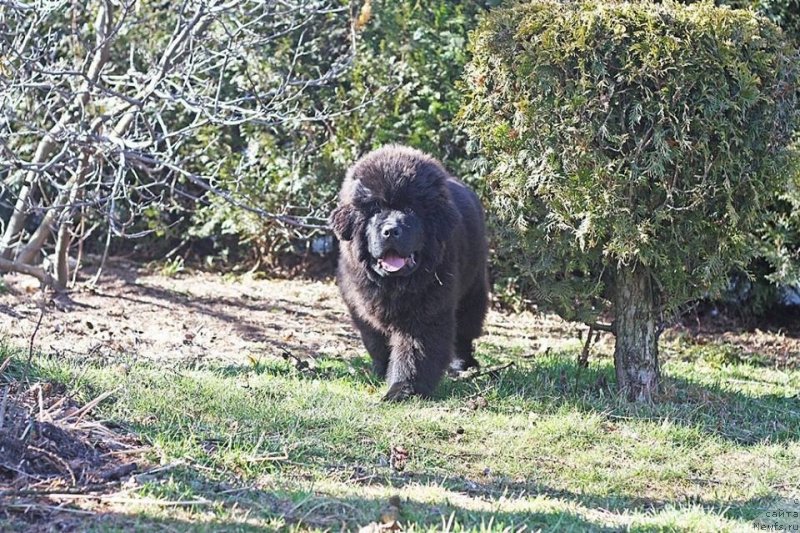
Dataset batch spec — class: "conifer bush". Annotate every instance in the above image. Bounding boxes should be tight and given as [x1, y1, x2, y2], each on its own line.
[462, 0, 800, 401]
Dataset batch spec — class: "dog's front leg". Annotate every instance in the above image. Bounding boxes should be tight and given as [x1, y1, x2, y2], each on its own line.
[383, 316, 455, 402]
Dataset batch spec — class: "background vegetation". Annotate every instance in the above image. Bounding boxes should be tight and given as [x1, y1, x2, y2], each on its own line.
[187, 0, 502, 267]
[460, 0, 800, 400]
[2, 0, 799, 316]
[1, 1, 799, 528]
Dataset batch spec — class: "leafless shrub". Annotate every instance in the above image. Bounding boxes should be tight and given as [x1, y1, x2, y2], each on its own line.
[0, 0, 360, 289]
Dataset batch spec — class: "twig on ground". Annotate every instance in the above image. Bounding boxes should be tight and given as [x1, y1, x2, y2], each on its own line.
[1, 487, 212, 510]
[45, 396, 68, 416]
[27, 445, 78, 486]
[455, 362, 515, 382]
[131, 461, 183, 483]
[245, 449, 289, 463]
[3, 503, 97, 516]
[101, 447, 152, 457]
[348, 471, 378, 484]
[0, 356, 11, 377]
[27, 286, 47, 371]
[0, 483, 128, 498]
[67, 386, 121, 422]
[99, 462, 138, 481]
[0, 385, 8, 430]
[99, 496, 212, 507]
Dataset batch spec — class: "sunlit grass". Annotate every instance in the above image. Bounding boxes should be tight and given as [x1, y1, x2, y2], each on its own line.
[2, 329, 798, 531]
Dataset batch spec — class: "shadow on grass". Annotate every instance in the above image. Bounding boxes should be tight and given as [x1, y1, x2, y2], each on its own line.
[3, 462, 774, 532]
[440, 354, 799, 446]
[211, 353, 381, 387]
[3, 353, 790, 532]
[330, 466, 777, 521]
[4, 493, 616, 532]
[206, 347, 799, 446]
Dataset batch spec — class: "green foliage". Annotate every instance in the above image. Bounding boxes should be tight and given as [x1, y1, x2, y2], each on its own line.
[187, 0, 497, 264]
[341, 0, 498, 172]
[462, 0, 800, 323]
[719, 0, 800, 39]
[683, 0, 800, 311]
[714, 0, 800, 309]
[159, 256, 185, 278]
[759, 166, 800, 286]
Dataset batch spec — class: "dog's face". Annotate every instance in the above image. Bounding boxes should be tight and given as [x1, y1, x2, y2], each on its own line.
[363, 203, 424, 277]
[330, 146, 459, 281]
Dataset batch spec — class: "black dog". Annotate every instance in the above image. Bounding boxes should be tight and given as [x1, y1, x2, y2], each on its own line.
[330, 145, 489, 401]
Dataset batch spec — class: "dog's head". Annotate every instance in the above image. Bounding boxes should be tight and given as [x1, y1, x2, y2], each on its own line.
[330, 145, 459, 281]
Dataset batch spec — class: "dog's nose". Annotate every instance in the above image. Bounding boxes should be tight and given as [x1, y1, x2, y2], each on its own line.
[382, 224, 402, 238]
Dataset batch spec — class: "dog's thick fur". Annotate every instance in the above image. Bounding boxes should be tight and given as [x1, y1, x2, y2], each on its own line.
[330, 145, 489, 401]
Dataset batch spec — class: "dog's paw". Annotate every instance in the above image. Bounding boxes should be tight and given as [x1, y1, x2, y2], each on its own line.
[449, 358, 479, 373]
[382, 381, 415, 402]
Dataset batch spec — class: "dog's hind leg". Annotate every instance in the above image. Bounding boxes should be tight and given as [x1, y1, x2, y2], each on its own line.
[451, 278, 489, 372]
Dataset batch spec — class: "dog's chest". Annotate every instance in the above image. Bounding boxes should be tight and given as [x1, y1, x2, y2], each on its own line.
[361, 280, 451, 332]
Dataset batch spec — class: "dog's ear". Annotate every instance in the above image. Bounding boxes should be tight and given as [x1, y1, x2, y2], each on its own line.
[329, 204, 357, 241]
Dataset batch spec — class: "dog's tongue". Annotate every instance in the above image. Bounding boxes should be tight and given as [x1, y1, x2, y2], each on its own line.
[381, 252, 406, 272]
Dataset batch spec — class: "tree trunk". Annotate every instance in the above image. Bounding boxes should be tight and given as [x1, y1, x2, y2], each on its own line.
[613, 264, 660, 402]
[54, 223, 71, 291]
[0, 2, 113, 261]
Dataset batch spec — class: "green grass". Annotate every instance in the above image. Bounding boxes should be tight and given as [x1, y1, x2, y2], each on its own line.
[1, 332, 799, 532]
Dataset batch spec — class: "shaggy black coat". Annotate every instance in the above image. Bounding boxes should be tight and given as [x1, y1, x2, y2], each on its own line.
[330, 145, 489, 401]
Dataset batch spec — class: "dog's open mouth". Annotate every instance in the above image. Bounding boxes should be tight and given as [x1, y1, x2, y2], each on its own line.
[377, 251, 417, 274]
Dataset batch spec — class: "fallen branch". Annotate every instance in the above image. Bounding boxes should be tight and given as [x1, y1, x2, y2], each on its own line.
[67, 386, 121, 422]
[0, 356, 11, 377]
[0, 483, 129, 498]
[27, 445, 77, 486]
[8, 492, 211, 509]
[0, 258, 54, 288]
[2, 503, 97, 516]
[99, 462, 138, 481]
[97, 496, 212, 507]
[455, 362, 515, 382]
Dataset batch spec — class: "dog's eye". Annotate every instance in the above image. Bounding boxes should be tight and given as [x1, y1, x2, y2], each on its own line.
[365, 200, 381, 213]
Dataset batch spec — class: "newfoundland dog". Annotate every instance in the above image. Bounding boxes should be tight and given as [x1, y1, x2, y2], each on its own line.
[330, 145, 489, 401]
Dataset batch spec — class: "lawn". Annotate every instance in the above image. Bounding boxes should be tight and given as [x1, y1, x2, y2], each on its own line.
[0, 269, 798, 532]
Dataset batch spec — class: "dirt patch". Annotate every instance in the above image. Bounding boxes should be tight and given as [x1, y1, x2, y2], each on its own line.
[667, 309, 800, 368]
[0, 259, 586, 369]
[0, 259, 360, 367]
[0, 382, 141, 488]
[0, 259, 797, 371]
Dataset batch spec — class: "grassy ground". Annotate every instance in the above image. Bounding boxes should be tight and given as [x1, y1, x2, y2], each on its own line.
[1, 277, 799, 531]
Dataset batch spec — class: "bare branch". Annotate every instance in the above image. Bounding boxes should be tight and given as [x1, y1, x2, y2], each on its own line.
[0, 0, 362, 287]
